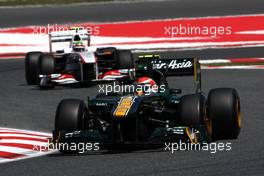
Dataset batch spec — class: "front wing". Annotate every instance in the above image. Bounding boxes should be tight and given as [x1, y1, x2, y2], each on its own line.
[52, 126, 207, 150]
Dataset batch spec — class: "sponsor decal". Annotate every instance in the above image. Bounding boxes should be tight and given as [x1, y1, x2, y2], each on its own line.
[152, 59, 193, 69]
[96, 102, 108, 106]
[113, 96, 135, 118]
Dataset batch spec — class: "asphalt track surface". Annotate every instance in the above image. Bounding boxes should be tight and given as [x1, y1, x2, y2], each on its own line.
[1, 0, 264, 27]
[1, 58, 264, 175]
[0, 0, 264, 175]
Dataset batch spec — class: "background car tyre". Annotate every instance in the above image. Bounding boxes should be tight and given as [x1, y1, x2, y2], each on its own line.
[116, 50, 134, 69]
[208, 88, 241, 140]
[25, 51, 42, 85]
[55, 99, 88, 154]
[39, 54, 55, 75]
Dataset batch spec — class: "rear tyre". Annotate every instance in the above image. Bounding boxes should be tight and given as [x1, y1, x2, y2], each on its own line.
[116, 50, 134, 69]
[208, 88, 241, 140]
[55, 99, 88, 154]
[25, 52, 42, 85]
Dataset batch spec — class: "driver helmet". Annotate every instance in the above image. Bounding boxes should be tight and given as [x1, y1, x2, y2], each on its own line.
[136, 77, 158, 96]
[72, 35, 85, 52]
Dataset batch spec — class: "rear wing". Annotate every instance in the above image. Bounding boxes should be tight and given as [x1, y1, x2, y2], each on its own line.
[48, 27, 90, 53]
[135, 55, 201, 93]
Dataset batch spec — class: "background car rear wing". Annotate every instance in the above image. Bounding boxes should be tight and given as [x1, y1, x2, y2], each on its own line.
[49, 27, 90, 53]
[136, 55, 201, 93]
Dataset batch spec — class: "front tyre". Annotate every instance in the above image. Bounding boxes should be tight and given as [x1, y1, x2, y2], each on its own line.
[39, 54, 55, 89]
[25, 52, 42, 85]
[55, 99, 88, 154]
[208, 88, 241, 140]
[179, 94, 206, 127]
[179, 94, 212, 142]
[39, 54, 55, 75]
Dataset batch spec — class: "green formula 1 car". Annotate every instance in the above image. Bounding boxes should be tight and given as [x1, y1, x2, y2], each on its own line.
[51, 56, 242, 153]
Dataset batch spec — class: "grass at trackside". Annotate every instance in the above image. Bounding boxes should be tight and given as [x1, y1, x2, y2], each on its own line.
[0, 0, 119, 6]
